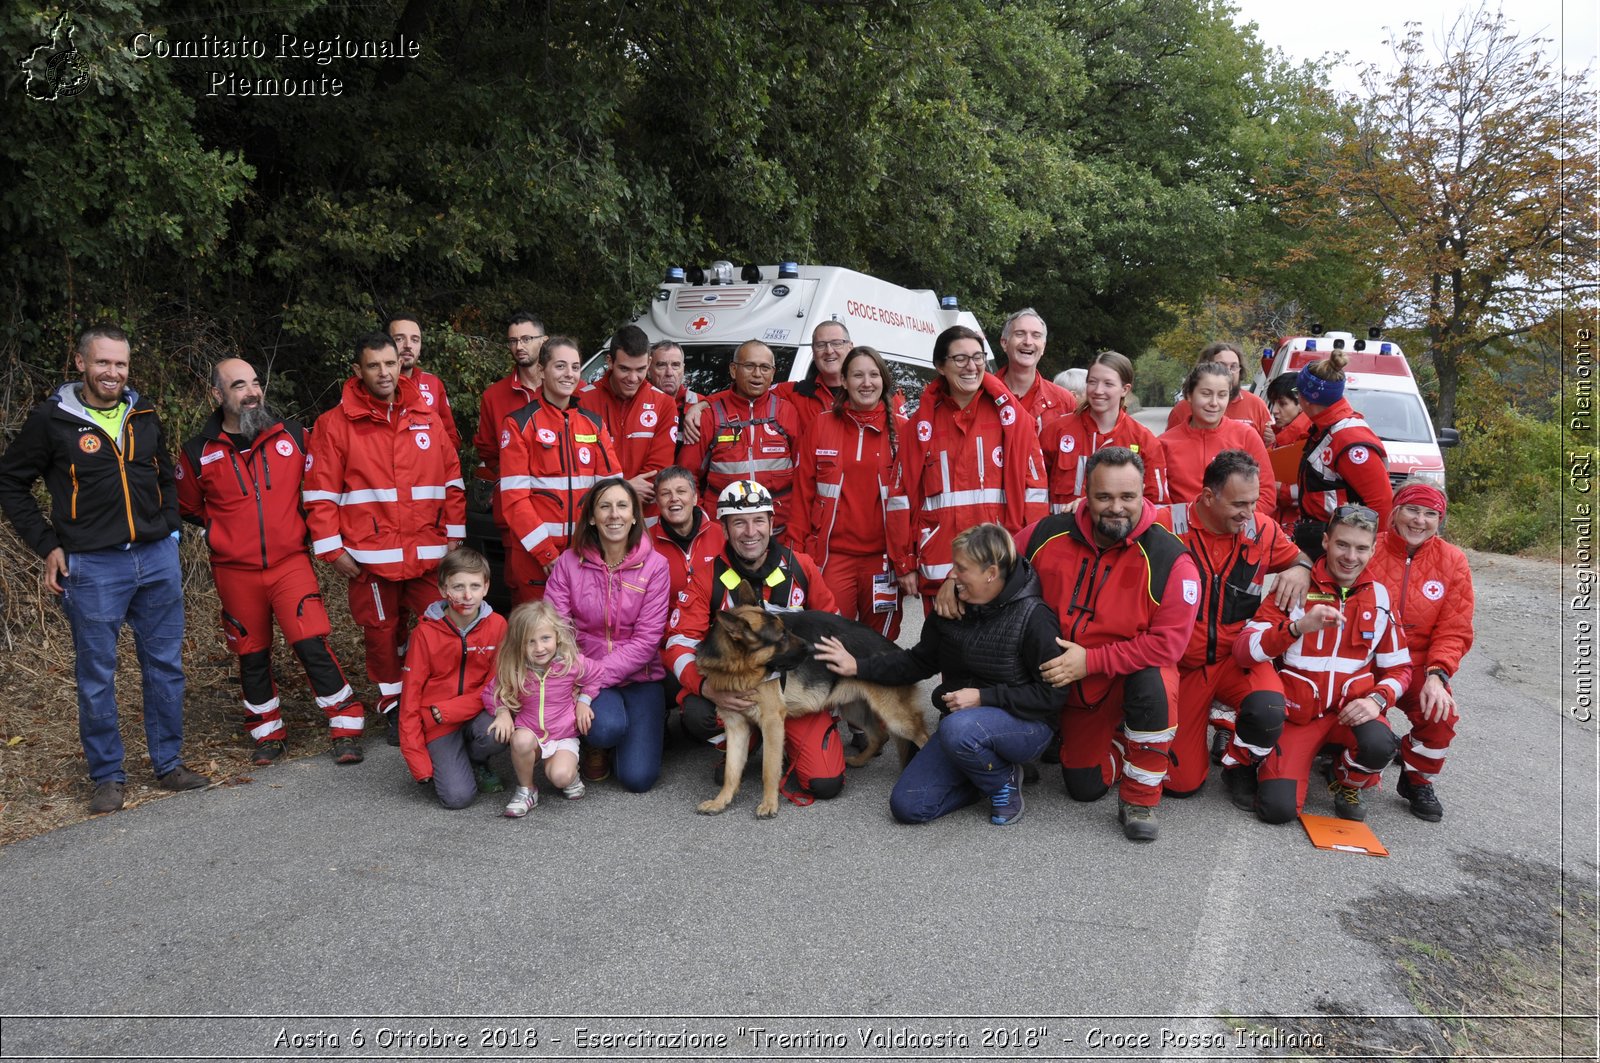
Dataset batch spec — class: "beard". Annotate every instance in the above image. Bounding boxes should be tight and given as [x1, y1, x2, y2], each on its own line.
[1094, 512, 1133, 543]
[236, 401, 276, 439]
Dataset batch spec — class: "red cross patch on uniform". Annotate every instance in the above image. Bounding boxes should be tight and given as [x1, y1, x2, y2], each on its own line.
[415, 432, 431, 450]
[276, 439, 294, 458]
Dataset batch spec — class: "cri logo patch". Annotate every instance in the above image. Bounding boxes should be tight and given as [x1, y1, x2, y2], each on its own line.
[999, 404, 1016, 426]
[275, 439, 294, 458]
[415, 432, 431, 451]
[1422, 579, 1445, 601]
[78, 434, 100, 454]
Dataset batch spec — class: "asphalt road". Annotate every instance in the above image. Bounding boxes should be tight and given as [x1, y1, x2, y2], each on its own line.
[0, 548, 1588, 1063]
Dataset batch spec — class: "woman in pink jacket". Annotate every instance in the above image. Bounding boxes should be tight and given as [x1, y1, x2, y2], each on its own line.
[544, 478, 672, 792]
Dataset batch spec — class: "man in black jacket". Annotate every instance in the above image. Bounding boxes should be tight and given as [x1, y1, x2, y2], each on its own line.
[0, 324, 210, 813]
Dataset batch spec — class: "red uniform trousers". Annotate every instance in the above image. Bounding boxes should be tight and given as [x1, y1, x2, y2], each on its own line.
[1257, 712, 1396, 819]
[818, 551, 903, 640]
[1057, 666, 1178, 808]
[347, 572, 441, 711]
[1166, 658, 1283, 795]
[504, 537, 550, 604]
[215, 558, 364, 741]
[1392, 689, 1457, 785]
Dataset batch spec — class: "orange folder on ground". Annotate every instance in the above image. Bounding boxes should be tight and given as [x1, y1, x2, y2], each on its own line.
[1299, 813, 1389, 857]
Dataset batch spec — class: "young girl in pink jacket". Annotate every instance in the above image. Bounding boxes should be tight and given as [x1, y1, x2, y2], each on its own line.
[483, 602, 600, 817]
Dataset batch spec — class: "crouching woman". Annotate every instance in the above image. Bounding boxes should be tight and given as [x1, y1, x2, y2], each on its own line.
[814, 523, 1061, 826]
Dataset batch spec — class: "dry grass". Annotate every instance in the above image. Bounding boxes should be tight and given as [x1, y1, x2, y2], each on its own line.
[0, 520, 372, 847]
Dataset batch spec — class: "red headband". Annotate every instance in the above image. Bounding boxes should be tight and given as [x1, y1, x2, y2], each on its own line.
[1393, 482, 1447, 516]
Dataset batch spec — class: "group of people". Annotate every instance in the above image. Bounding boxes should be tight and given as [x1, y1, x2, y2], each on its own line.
[0, 310, 1472, 841]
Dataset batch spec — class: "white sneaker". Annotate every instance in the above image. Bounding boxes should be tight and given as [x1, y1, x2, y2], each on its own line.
[561, 778, 586, 801]
[503, 786, 538, 817]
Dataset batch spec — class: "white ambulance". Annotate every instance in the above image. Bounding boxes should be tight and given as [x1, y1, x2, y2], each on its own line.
[584, 261, 991, 411]
[1251, 329, 1459, 488]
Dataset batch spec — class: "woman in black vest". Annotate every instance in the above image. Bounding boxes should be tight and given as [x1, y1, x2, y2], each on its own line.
[814, 523, 1061, 826]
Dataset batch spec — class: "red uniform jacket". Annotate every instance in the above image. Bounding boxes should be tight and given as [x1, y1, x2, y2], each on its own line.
[304, 375, 465, 580]
[661, 544, 836, 701]
[905, 374, 1047, 591]
[577, 375, 678, 481]
[1158, 417, 1277, 517]
[404, 368, 460, 452]
[1364, 527, 1474, 680]
[1156, 502, 1302, 669]
[1040, 407, 1167, 511]
[474, 373, 540, 528]
[1236, 559, 1411, 724]
[397, 601, 506, 781]
[498, 397, 622, 569]
[1022, 503, 1200, 704]
[1168, 390, 1273, 444]
[788, 405, 914, 576]
[650, 508, 727, 605]
[1298, 399, 1392, 528]
[1007, 373, 1078, 435]
[678, 388, 803, 529]
[179, 412, 312, 570]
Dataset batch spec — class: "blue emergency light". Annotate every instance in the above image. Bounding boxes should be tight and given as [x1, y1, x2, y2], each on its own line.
[1380, 343, 1394, 355]
[1305, 339, 1318, 351]
[940, 295, 959, 310]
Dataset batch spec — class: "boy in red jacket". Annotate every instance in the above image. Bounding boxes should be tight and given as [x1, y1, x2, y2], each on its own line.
[397, 549, 509, 808]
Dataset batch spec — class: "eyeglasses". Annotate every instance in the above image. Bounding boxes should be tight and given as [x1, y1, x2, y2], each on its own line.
[1328, 503, 1379, 531]
[733, 362, 775, 374]
[945, 353, 986, 368]
[508, 335, 545, 347]
[813, 339, 851, 352]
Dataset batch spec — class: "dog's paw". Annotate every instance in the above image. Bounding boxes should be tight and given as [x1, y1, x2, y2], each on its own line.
[755, 799, 779, 818]
[697, 799, 729, 816]
[844, 752, 871, 769]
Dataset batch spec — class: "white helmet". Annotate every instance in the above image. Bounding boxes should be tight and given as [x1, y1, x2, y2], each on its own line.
[716, 479, 775, 519]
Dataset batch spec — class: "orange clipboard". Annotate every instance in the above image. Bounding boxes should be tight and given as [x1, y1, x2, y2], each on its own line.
[1298, 813, 1389, 857]
[1269, 444, 1302, 485]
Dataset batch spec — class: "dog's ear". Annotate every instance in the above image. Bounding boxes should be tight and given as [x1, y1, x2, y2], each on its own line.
[728, 579, 761, 609]
[715, 607, 757, 646]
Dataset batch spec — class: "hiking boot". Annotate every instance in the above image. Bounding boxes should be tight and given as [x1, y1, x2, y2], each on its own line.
[1221, 763, 1259, 811]
[990, 764, 1025, 826]
[474, 763, 505, 794]
[89, 781, 125, 814]
[1210, 728, 1230, 765]
[252, 740, 286, 767]
[157, 765, 210, 791]
[383, 710, 401, 747]
[561, 778, 587, 801]
[1397, 775, 1443, 822]
[503, 786, 538, 818]
[330, 737, 364, 765]
[1328, 779, 1366, 821]
[1119, 799, 1159, 841]
[580, 745, 611, 783]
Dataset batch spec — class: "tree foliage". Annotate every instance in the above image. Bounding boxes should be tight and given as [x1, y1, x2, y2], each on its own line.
[1273, 5, 1598, 428]
[4, 0, 1335, 426]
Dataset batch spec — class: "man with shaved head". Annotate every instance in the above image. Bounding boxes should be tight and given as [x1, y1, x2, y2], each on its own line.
[677, 339, 803, 534]
[178, 358, 367, 767]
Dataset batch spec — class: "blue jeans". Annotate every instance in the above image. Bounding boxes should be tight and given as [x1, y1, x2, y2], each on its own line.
[585, 681, 666, 793]
[889, 707, 1054, 824]
[59, 539, 186, 783]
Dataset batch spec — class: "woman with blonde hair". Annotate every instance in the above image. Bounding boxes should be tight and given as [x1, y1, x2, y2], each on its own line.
[815, 523, 1061, 827]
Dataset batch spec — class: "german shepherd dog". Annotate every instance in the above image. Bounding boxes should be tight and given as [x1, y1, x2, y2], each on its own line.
[694, 602, 929, 818]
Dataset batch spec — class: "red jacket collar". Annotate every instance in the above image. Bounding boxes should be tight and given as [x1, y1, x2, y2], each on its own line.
[339, 373, 426, 421]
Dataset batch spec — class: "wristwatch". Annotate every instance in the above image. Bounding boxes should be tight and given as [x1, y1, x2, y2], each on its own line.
[1368, 689, 1389, 712]
[1427, 668, 1452, 691]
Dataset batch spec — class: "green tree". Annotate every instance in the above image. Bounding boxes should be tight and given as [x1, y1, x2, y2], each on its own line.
[1279, 5, 1598, 428]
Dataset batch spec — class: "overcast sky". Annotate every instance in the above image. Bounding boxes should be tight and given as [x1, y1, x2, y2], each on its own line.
[1228, 0, 1597, 95]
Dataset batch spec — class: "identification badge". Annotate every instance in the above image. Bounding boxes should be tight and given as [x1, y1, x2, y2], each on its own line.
[871, 571, 898, 614]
